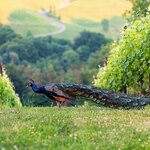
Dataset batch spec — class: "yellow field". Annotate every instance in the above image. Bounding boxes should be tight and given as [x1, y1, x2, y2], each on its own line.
[57, 0, 132, 22]
[0, 0, 61, 24]
[0, 0, 23, 23]
[0, 0, 132, 24]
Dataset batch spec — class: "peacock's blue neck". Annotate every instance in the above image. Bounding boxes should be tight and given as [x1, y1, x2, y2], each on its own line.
[31, 83, 45, 93]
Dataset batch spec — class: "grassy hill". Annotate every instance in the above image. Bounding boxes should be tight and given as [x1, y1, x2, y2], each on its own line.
[0, 0, 131, 24]
[57, 0, 132, 23]
[8, 9, 125, 39]
[54, 16, 125, 40]
[0, 0, 61, 24]
[9, 9, 58, 36]
[0, 0, 131, 39]
[0, 106, 149, 149]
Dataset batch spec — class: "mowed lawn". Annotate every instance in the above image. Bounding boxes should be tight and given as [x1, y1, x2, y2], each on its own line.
[0, 106, 149, 150]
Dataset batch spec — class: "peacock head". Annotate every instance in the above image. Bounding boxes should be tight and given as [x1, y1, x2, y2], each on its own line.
[26, 79, 35, 88]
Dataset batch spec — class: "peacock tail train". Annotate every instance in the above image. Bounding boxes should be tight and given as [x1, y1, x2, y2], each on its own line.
[45, 83, 150, 108]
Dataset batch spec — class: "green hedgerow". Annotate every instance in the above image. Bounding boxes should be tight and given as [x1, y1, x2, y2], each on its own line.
[0, 68, 22, 107]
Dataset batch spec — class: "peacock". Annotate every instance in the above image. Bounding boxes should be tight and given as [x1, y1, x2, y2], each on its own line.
[26, 79, 150, 108]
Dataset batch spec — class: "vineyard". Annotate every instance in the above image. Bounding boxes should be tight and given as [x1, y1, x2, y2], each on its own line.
[94, 14, 150, 96]
[0, 66, 21, 107]
[0, 1, 150, 149]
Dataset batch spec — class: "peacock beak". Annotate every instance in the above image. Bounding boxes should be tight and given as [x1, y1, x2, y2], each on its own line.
[26, 84, 29, 88]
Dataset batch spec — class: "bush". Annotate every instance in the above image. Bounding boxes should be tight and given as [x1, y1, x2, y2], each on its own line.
[94, 14, 150, 95]
[0, 68, 22, 107]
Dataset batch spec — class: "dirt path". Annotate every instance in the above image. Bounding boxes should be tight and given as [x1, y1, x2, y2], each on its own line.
[36, 10, 66, 37]
[36, 0, 75, 37]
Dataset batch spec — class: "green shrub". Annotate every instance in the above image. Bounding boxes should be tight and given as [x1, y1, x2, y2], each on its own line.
[94, 14, 150, 94]
[0, 68, 22, 107]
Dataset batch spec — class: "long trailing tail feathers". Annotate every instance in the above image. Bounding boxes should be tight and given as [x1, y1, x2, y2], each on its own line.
[55, 83, 150, 108]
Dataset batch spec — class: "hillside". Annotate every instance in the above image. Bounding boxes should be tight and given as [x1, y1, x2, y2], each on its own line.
[0, 106, 149, 149]
[53, 16, 125, 40]
[9, 9, 58, 36]
[0, 0, 132, 39]
[0, 0, 61, 24]
[57, 0, 132, 23]
[0, 0, 131, 24]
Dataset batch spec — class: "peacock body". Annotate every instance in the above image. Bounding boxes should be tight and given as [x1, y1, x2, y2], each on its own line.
[27, 80, 150, 108]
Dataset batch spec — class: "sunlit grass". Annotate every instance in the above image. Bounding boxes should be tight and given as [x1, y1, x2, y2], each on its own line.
[57, 0, 132, 23]
[9, 9, 58, 36]
[0, 0, 61, 24]
[53, 23, 82, 40]
[0, 106, 149, 149]
[0, 0, 131, 24]
[54, 16, 124, 40]
[0, 0, 131, 38]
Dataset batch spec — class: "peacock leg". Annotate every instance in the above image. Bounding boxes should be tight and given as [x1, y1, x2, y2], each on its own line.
[57, 101, 67, 108]
[56, 101, 61, 108]
[59, 101, 67, 107]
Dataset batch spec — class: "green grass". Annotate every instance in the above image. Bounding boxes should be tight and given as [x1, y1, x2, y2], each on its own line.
[8, 8, 125, 40]
[9, 9, 58, 36]
[53, 23, 83, 40]
[72, 17, 125, 39]
[8, 9, 125, 40]
[55, 16, 125, 40]
[0, 106, 149, 149]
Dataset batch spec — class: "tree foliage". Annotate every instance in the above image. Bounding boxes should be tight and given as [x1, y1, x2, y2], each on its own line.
[124, 0, 150, 22]
[94, 14, 150, 95]
[0, 24, 17, 45]
[0, 26, 109, 106]
[73, 31, 108, 52]
[0, 68, 22, 107]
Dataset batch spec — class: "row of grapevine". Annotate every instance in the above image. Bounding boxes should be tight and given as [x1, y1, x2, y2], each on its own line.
[94, 14, 150, 96]
[0, 65, 22, 107]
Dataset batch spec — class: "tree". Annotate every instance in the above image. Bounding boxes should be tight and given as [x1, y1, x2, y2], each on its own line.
[73, 31, 108, 52]
[94, 14, 150, 95]
[101, 19, 109, 32]
[87, 44, 110, 68]
[77, 45, 90, 61]
[0, 23, 110, 106]
[124, 0, 150, 22]
[0, 24, 17, 45]
[62, 50, 79, 70]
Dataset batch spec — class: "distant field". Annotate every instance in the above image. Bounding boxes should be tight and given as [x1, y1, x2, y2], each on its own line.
[9, 9, 58, 36]
[8, 9, 125, 40]
[0, 0, 61, 24]
[0, 0, 131, 39]
[0, 106, 149, 149]
[0, 0, 131, 24]
[54, 23, 83, 40]
[54, 16, 125, 40]
[57, 0, 132, 23]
